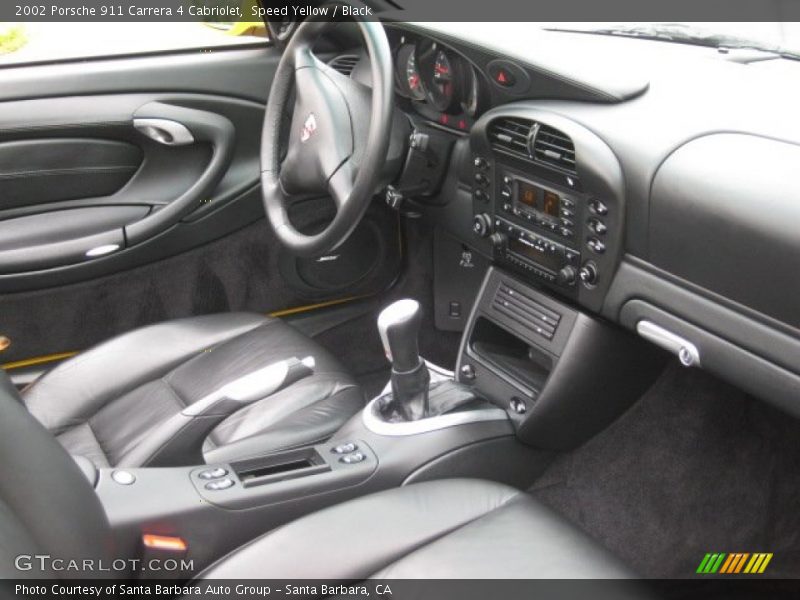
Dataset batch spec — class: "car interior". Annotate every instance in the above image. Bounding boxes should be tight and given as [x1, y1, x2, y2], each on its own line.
[1, 8, 800, 589]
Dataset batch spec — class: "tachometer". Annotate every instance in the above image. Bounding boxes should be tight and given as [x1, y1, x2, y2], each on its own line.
[405, 52, 426, 101]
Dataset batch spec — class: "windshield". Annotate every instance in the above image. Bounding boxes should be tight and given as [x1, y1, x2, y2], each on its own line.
[546, 22, 800, 58]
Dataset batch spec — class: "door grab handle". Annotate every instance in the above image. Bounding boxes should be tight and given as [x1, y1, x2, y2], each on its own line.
[636, 320, 701, 367]
[125, 102, 235, 246]
[133, 118, 194, 146]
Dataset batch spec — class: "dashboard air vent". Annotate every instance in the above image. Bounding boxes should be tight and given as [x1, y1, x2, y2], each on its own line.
[328, 54, 359, 76]
[488, 117, 577, 175]
[531, 124, 576, 174]
[488, 117, 533, 159]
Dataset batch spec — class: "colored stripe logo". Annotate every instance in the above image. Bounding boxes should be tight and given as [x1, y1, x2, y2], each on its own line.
[697, 553, 773, 574]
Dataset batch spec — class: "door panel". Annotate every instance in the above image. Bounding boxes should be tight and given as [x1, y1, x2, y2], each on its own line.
[0, 138, 142, 210]
[0, 93, 258, 277]
[0, 44, 402, 365]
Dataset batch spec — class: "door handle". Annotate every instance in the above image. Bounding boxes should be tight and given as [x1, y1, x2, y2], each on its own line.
[133, 118, 195, 146]
[126, 102, 235, 245]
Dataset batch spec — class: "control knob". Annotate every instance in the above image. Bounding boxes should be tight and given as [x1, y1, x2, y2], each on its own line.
[579, 262, 599, 286]
[472, 214, 493, 238]
[557, 265, 577, 286]
[489, 232, 507, 249]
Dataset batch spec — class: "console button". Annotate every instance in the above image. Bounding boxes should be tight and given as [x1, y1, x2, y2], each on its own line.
[474, 189, 489, 203]
[492, 67, 516, 87]
[587, 237, 606, 254]
[589, 199, 609, 216]
[588, 218, 608, 235]
[112, 470, 136, 485]
[565, 249, 580, 265]
[198, 467, 228, 480]
[205, 478, 235, 491]
[473, 156, 488, 170]
[474, 172, 489, 187]
[331, 442, 358, 455]
[460, 364, 476, 380]
[487, 60, 530, 94]
[340, 452, 366, 464]
[510, 398, 527, 414]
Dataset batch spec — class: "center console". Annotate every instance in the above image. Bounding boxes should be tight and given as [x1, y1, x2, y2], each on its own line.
[94, 300, 539, 578]
[469, 107, 626, 312]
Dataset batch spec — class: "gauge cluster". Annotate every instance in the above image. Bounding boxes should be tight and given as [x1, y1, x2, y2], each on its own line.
[392, 33, 487, 133]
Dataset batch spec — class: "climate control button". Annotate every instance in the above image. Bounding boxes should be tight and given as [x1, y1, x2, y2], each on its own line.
[589, 199, 609, 216]
[588, 218, 608, 235]
[587, 237, 606, 254]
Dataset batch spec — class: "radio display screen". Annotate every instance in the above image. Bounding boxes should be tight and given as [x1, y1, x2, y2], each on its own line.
[516, 181, 560, 218]
[508, 237, 561, 272]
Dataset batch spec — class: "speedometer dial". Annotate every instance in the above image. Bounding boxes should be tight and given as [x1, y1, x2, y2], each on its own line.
[427, 49, 455, 112]
[416, 41, 466, 114]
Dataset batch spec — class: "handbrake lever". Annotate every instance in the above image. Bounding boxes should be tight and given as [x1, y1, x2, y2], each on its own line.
[119, 356, 315, 468]
[182, 356, 316, 417]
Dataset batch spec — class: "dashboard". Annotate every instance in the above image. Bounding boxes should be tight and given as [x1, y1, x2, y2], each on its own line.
[323, 21, 800, 423]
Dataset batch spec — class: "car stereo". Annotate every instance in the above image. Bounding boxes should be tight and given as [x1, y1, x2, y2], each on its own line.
[492, 218, 581, 287]
[497, 172, 578, 243]
[491, 169, 583, 289]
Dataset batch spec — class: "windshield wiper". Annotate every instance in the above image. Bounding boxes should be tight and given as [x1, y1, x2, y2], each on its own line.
[546, 23, 800, 60]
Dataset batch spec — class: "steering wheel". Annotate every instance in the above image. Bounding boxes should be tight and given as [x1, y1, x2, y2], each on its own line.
[260, 6, 394, 257]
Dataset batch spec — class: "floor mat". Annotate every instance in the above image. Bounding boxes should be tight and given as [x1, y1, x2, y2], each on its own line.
[529, 362, 800, 578]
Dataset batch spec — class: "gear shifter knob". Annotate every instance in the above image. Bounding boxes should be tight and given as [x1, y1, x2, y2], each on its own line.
[378, 299, 423, 373]
[377, 299, 430, 421]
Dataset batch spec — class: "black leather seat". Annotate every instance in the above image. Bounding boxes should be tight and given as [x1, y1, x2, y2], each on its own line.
[196, 478, 635, 580]
[20, 313, 364, 467]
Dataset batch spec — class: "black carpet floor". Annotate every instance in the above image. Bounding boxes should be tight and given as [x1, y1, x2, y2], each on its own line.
[529, 362, 800, 579]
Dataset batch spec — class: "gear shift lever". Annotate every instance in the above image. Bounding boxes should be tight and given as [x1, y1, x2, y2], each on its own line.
[378, 299, 430, 421]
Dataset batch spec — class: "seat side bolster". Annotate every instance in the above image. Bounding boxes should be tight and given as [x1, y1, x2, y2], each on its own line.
[22, 313, 269, 433]
[371, 494, 639, 579]
[194, 479, 522, 580]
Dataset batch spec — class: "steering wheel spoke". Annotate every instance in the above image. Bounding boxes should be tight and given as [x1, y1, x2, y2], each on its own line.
[327, 163, 356, 210]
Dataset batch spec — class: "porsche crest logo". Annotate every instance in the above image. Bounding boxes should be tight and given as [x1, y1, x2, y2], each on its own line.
[300, 113, 317, 143]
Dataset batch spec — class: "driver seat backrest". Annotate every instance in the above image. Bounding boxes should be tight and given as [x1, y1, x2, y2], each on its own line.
[0, 369, 113, 578]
